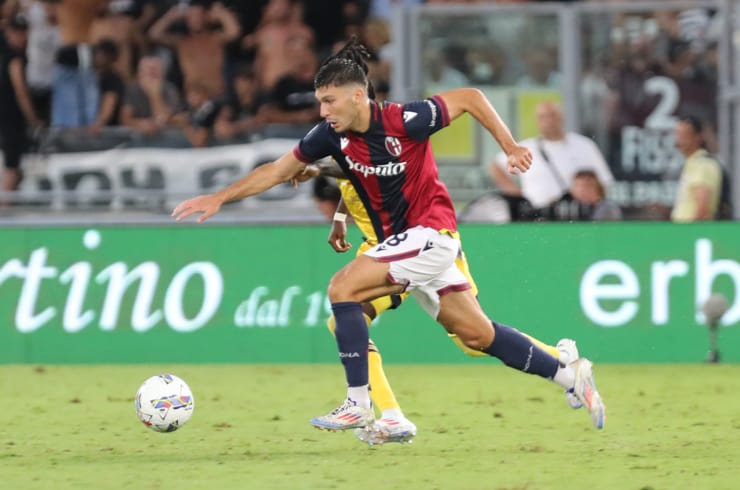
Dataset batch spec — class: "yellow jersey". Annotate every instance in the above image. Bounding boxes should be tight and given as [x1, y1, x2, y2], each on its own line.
[338, 179, 378, 245]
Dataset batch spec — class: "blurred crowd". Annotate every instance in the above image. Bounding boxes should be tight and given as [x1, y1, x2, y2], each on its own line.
[0, 0, 728, 222]
[0, 0, 390, 149]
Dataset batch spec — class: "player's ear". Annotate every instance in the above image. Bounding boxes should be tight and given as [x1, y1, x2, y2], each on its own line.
[353, 85, 365, 103]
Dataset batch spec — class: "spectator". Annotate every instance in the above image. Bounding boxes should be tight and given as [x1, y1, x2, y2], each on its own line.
[369, 0, 422, 23]
[258, 38, 319, 125]
[50, 0, 104, 128]
[466, 43, 509, 85]
[90, 0, 146, 83]
[303, 0, 363, 56]
[222, 0, 268, 65]
[359, 17, 391, 89]
[148, 0, 240, 98]
[213, 64, 264, 141]
[245, 0, 314, 92]
[88, 39, 124, 134]
[423, 45, 468, 93]
[516, 49, 560, 88]
[489, 101, 614, 208]
[0, 11, 40, 192]
[120, 54, 181, 135]
[671, 116, 722, 222]
[571, 170, 623, 221]
[24, 0, 60, 126]
[171, 79, 223, 148]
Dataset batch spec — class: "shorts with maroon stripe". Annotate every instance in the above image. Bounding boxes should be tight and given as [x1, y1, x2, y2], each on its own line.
[364, 225, 471, 318]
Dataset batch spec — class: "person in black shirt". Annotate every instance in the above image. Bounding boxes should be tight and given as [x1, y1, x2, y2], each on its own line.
[89, 39, 124, 133]
[0, 13, 40, 192]
[258, 38, 319, 125]
[214, 64, 265, 141]
[172, 79, 223, 147]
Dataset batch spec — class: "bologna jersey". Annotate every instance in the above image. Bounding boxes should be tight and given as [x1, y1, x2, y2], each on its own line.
[293, 96, 457, 241]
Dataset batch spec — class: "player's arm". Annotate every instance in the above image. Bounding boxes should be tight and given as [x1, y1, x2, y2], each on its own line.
[290, 159, 345, 187]
[172, 151, 305, 222]
[328, 198, 352, 253]
[316, 160, 345, 178]
[438, 88, 532, 173]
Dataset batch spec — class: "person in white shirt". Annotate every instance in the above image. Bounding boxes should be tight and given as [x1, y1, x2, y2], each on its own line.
[23, 0, 61, 124]
[489, 101, 614, 208]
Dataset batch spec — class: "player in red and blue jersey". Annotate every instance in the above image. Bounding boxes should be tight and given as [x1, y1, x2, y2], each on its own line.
[172, 38, 606, 433]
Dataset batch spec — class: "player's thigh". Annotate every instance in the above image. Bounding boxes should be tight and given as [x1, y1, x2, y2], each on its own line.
[328, 254, 404, 303]
[437, 289, 494, 349]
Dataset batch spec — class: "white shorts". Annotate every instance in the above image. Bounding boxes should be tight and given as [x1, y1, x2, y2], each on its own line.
[364, 225, 471, 318]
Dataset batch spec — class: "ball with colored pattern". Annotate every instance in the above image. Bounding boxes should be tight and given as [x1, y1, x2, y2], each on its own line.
[135, 374, 194, 432]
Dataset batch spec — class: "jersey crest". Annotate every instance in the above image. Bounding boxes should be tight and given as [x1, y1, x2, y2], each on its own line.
[384, 136, 403, 157]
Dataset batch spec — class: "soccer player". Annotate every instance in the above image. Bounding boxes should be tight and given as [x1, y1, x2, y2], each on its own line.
[296, 160, 580, 445]
[172, 38, 606, 432]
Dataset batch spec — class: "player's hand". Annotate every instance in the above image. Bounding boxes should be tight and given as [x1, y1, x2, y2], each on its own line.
[506, 145, 533, 174]
[289, 164, 320, 188]
[172, 194, 223, 223]
[328, 220, 351, 253]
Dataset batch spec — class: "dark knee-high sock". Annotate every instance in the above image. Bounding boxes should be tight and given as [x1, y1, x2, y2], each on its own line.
[331, 302, 369, 387]
[483, 321, 559, 379]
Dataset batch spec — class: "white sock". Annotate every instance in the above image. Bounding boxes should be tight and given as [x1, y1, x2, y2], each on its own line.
[553, 364, 575, 390]
[381, 408, 404, 420]
[347, 385, 371, 408]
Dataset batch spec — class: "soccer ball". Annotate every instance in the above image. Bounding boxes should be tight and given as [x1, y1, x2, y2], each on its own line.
[135, 374, 195, 432]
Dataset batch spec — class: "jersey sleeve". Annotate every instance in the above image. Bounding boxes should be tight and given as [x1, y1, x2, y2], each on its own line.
[293, 121, 335, 163]
[401, 95, 451, 142]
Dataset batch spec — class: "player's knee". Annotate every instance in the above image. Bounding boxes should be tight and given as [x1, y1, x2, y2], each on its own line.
[449, 333, 488, 357]
[454, 327, 493, 351]
[327, 277, 354, 303]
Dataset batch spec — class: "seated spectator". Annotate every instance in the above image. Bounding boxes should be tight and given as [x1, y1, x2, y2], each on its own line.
[120, 54, 182, 135]
[490, 101, 614, 209]
[214, 64, 265, 141]
[88, 39, 124, 134]
[171, 79, 224, 148]
[423, 45, 468, 93]
[571, 170, 623, 221]
[90, 0, 145, 83]
[516, 49, 561, 88]
[258, 39, 319, 125]
[148, 0, 240, 98]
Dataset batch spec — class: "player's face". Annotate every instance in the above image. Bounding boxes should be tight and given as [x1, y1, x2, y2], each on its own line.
[315, 83, 365, 133]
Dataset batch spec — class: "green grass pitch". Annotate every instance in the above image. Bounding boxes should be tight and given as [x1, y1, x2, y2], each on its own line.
[2, 363, 739, 490]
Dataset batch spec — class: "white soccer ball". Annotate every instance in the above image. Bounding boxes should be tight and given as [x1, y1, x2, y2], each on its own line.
[135, 374, 195, 433]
